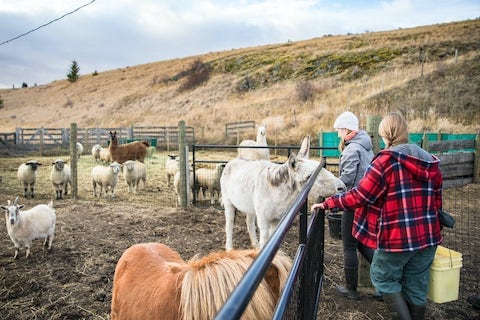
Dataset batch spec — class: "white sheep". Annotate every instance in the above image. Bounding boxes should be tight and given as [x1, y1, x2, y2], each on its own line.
[195, 163, 226, 205]
[17, 160, 42, 198]
[76, 142, 84, 158]
[146, 146, 156, 159]
[122, 160, 147, 193]
[91, 144, 103, 162]
[50, 159, 71, 200]
[165, 154, 179, 186]
[100, 148, 111, 163]
[91, 162, 122, 198]
[173, 169, 194, 205]
[1, 197, 56, 259]
[237, 125, 270, 161]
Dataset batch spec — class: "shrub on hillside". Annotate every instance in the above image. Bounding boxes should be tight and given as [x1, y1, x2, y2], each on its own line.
[296, 80, 314, 102]
[178, 59, 212, 92]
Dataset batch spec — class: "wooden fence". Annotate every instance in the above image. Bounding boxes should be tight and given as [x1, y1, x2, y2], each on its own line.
[224, 121, 255, 144]
[0, 126, 195, 151]
[422, 133, 479, 189]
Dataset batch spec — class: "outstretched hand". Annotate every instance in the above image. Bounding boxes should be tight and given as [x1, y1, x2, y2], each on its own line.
[311, 202, 325, 212]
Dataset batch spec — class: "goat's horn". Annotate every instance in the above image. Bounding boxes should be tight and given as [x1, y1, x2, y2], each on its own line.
[13, 196, 19, 205]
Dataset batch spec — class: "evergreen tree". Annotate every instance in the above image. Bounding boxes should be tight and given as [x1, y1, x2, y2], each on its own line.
[67, 60, 80, 82]
[0, 95, 4, 109]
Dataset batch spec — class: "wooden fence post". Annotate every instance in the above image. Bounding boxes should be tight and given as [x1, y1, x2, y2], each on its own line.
[178, 121, 187, 207]
[474, 132, 480, 183]
[70, 123, 78, 199]
[39, 127, 44, 155]
[366, 115, 382, 154]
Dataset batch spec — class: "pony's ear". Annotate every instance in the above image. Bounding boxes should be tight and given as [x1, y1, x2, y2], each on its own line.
[165, 262, 186, 274]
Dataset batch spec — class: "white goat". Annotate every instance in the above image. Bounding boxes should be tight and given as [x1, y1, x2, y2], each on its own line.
[1, 197, 56, 259]
[17, 160, 42, 198]
[221, 135, 346, 251]
[91, 144, 103, 162]
[122, 160, 147, 193]
[91, 162, 122, 198]
[237, 125, 270, 161]
[165, 154, 179, 186]
[50, 159, 71, 200]
[76, 142, 84, 158]
[195, 163, 226, 204]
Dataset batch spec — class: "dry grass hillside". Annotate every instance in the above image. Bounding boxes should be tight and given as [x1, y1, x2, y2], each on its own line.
[0, 19, 479, 144]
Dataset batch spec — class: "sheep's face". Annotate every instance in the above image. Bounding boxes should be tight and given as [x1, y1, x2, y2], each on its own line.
[53, 160, 65, 171]
[110, 163, 122, 174]
[26, 160, 41, 171]
[124, 161, 135, 171]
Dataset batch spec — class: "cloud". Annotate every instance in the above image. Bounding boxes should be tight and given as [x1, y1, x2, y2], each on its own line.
[0, 0, 478, 88]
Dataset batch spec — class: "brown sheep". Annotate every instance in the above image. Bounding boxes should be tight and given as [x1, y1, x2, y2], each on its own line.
[108, 131, 149, 164]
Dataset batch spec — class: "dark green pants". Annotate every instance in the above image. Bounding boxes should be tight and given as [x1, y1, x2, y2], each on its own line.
[370, 246, 437, 305]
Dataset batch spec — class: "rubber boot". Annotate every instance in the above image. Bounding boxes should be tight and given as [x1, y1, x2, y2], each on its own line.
[407, 302, 426, 320]
[336, 268, 359, 300]
[467, 294, 480, 310]
[384, 292, 412, 320]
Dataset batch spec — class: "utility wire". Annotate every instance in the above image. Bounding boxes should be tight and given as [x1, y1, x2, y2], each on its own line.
[0, 0, 96, 46]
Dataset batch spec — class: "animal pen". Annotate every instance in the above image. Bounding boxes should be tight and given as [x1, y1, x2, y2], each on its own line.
[0, 123, 479, 319]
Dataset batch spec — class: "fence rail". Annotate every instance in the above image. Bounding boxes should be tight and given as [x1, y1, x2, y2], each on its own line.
[224, 121, 255, 143]
[0, 126, 195, 151]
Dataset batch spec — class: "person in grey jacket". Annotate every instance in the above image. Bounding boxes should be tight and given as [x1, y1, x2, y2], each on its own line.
[332, 111, 377, 300]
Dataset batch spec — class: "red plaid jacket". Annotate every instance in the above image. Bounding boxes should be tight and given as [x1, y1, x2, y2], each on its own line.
[323, 149, 443, 252]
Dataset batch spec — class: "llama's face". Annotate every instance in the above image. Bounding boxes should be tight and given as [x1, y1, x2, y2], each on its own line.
[258, 126, 266, 137]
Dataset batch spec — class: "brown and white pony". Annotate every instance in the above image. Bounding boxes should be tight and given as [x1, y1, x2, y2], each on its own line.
[111, 243, 292, 320]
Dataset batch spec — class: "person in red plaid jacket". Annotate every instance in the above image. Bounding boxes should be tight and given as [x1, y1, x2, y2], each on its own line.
[312, 112, 443, 320]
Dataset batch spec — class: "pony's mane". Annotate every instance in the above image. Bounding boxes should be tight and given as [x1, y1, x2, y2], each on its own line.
[178, 249, 291, 320]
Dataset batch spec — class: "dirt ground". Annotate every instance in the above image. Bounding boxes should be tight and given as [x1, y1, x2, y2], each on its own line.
[0, 151, 479, 320]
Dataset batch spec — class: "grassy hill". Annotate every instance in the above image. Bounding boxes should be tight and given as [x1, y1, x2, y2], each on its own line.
[0, 19, 479, 144]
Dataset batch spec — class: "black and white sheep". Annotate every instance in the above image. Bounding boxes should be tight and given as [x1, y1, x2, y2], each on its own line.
[50, 159, 71, 200]
[1, 197, 56, 259]
[91, 162, 123, 198]
[91, 144, 103, 162]
[195, 163, 226, 204]
[17, 160, 42, 198]
[122, 160, 147, 193]
[165, 154, 179, 186]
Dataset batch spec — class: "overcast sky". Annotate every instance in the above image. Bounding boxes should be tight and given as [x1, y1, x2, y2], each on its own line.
[0, 0, 478, 89]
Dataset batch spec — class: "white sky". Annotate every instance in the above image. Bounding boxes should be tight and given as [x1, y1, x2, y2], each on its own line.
[0, 0, 478, 88]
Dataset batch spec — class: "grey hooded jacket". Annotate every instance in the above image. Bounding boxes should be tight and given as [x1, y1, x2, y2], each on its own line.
[339, 130, 374, 190]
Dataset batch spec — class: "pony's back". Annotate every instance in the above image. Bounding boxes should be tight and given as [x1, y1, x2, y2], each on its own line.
[111, 243, 185, 320]
[179, 249, 292, 320]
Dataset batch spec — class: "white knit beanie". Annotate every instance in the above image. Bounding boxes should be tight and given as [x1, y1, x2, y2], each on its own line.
[333, 111, 359, 131]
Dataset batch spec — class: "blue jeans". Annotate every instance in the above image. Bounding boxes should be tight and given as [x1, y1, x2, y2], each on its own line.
[370, 246, 437, 305]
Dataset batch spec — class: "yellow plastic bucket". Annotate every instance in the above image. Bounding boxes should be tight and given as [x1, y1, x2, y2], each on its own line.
[427, 246, 462, 303]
